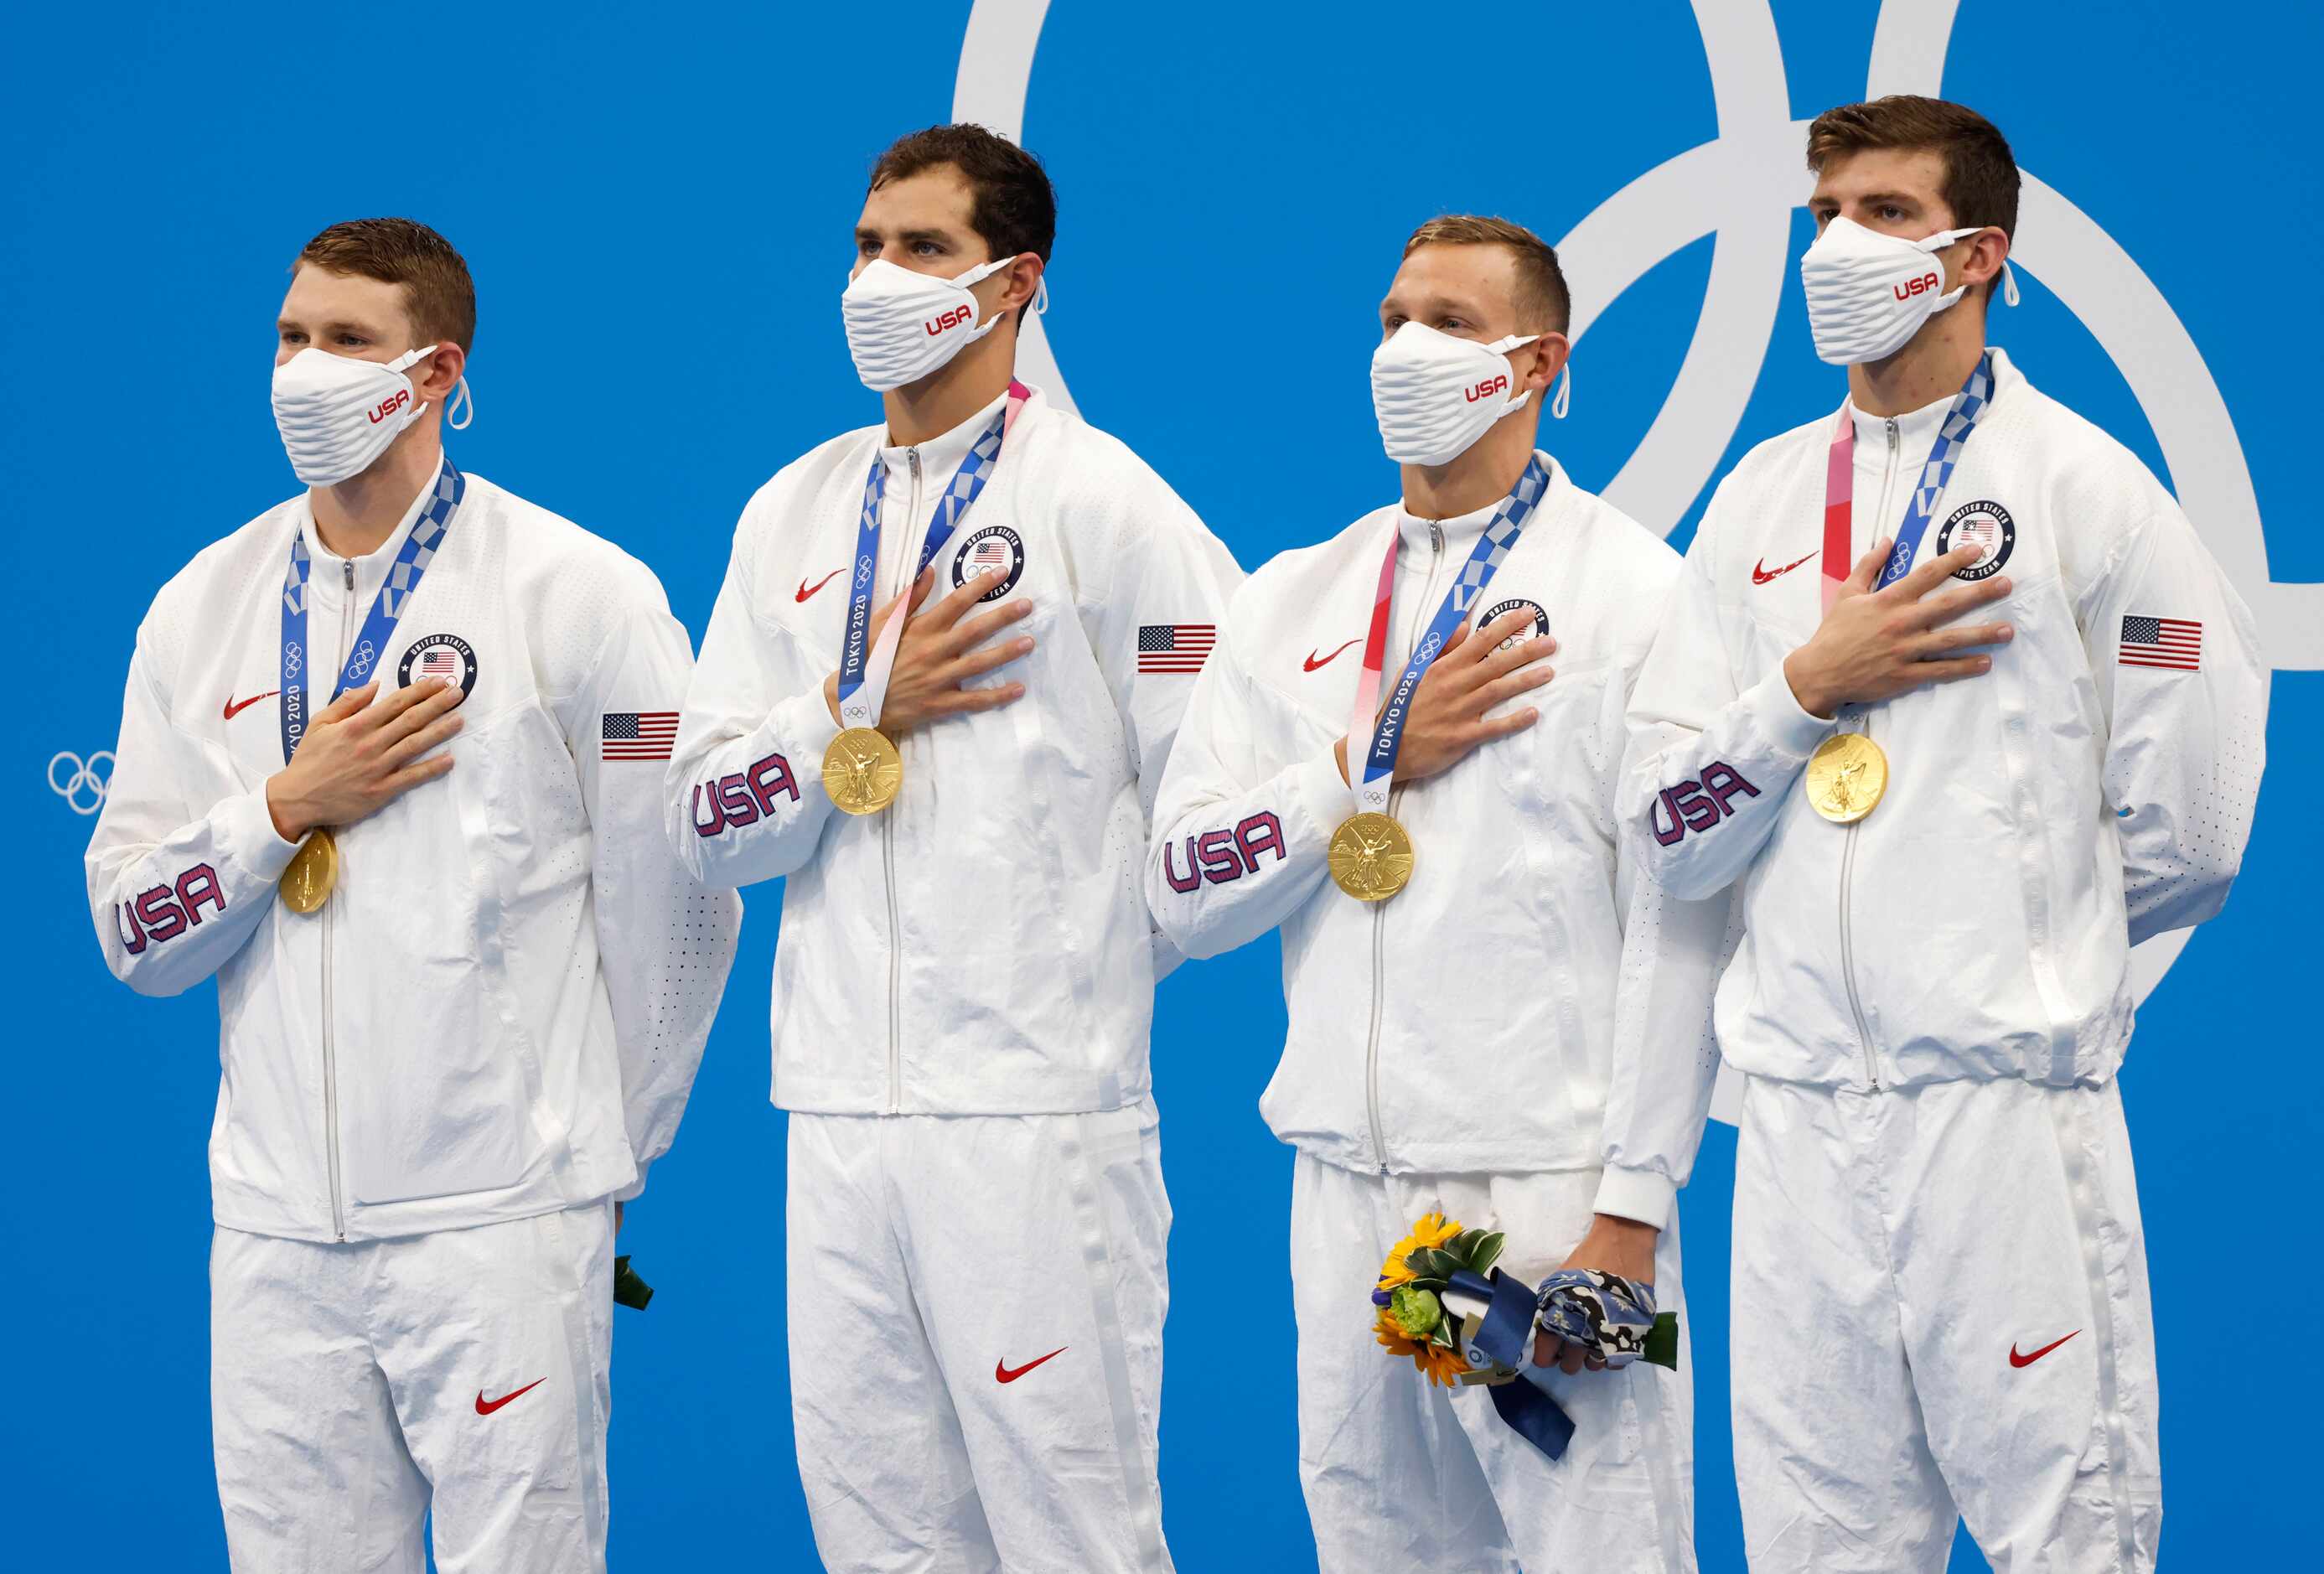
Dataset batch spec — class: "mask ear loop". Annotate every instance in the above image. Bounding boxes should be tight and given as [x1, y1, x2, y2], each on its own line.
[1550, 362, 1572, 420]
[448, 378, 474, 431]
[1998, 260, 2021, 308]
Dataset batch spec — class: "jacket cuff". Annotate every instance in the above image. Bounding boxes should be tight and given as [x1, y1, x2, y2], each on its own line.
[1293, 748, 1354, 844]
[612, 1162, 649, 1204]
[1744, 665, 1837, 759]
[1592, 1165, 1677, 1230]
[221, 786, 304, 883]
[770, 690, 843, 779]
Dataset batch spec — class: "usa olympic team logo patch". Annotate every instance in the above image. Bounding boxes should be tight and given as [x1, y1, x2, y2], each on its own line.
[397, 633, 479, 696]
[1482, 598, 1550, 650]
[1935, 502, 2016, 581]
[952, 525, 1026, 601]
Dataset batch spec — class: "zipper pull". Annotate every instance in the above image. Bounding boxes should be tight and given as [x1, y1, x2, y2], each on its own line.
[1430, 523, 1444, 554]
[343, 562, 355, 591]
[907, 448, 921, 479]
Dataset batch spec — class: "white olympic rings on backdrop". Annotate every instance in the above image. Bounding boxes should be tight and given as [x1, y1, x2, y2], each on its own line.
[49, 750, 113, 815]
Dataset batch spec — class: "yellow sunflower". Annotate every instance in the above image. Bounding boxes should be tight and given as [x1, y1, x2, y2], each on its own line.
[1374, 1307, 1473, 1386]
[1375, 1211, 1464, 1291]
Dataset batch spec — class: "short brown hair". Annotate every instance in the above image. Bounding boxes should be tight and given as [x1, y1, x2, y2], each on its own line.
[1805, 96, 2020, 238]
[293, 218, 477, 354]
[1401, 215, 1571, 335]
[870, 124, 1057, 265]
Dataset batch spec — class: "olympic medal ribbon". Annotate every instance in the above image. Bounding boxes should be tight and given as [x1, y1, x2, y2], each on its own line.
[1329, 455, 1551, 900]
[1819, 350, 1995, 602]
[833, 381, 1031, 738]
[278, 457, 465, 766]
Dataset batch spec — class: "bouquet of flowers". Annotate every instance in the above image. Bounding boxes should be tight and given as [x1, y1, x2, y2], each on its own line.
[1370, 1212, 1504, 1387]
[1371, 1212, 1680, 1387]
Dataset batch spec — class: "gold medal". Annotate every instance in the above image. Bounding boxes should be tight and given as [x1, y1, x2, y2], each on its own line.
[1328, 811, 1415, 902]
[823, 726, 903, 815]
[279, 827, 339, 914]
[1804, 733, 1888, 823]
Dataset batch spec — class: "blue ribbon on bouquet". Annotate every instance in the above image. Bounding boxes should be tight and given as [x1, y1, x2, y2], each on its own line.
[1446, 1267, 1578, 1462]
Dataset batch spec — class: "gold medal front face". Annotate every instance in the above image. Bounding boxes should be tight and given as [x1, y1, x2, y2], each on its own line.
[279, 827, 339, 914]
[1328, 811, 1415, 902]
[1805, 733, 1889, 824]
[824, 727, 903, 815]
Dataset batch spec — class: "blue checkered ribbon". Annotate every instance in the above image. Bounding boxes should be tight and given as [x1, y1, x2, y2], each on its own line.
[836, 393, 1017, 718]
[1359, 454, 1552, 799]
[278, 458, 464, 764]
[1874, 352, 1995, 590]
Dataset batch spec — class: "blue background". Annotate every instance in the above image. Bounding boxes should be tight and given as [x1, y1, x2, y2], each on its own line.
[6, 1, 2315, 1566]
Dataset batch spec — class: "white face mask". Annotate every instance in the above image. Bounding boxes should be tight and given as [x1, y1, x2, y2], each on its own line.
[271, 344, 469, 487]
[1370, 322, 1565, 468]
[841, 256, 1024, 392]
[1799, 215, 2016, 365]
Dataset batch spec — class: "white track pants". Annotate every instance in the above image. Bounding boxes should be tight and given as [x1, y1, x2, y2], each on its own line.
[1291, 1155, 1695, 1574]
[785, 1103, 1171, 1573]
[210, 1203, 615, 1573]
[1731, 1074, 2161, 1573]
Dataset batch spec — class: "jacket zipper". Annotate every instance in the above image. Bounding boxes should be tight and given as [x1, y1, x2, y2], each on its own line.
[1364, 521, 1444, 1173]
[323, 559, 354, 1238]
[884, 448, 921, 1113]
[1836, 420, 1897, 1091]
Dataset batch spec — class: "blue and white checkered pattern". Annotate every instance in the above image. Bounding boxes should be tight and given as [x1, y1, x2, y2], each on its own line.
[1878, 352, 1995, 588]
[1451, 456, 1551, 613]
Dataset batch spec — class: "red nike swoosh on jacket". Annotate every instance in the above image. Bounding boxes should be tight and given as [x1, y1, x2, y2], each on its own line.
[222, 691, 279, 721]
[474, 1378, 546, 1415]
[995, 1348, 1067, 1384]
[2008, 1330, 2080, 1369]
[796, 569, 844, 603]
[1751, 549, 1818, 586]
[1304, 639, 1360, 673]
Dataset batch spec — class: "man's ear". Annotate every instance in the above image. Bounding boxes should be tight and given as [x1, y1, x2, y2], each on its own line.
[413, 341, 465, 402]
[1954, 228, 2011, 295]
[993, 253, 1043, 322]
[1522, 333, 1571, 396]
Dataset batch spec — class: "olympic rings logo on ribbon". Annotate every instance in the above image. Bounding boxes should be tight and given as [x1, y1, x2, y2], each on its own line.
[49, 750, 114, 815]
[346, 639, 378, 679]
[283, 641, 303, 678]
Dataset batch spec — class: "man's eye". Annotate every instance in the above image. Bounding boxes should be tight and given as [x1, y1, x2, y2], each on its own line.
[913, 241, 942, 256]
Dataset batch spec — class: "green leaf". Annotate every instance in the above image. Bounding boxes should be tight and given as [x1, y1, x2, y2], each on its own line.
[1469, 1232, 1506, 1277]
[1413, 1247, 1467, 1281]
[1390, 1285, 1442, 1339]
[1643, 1311, 1680, 1371]
[1452, 1228, 1488, 1262]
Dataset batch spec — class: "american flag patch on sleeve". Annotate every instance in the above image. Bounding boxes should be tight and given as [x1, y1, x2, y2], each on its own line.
[601, 711, 679, 761]
[1137, 624, 1215, 675]
[2119, 615, 2202, 673]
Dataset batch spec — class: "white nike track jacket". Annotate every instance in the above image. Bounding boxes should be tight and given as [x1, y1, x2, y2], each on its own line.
[1623, 348, 2266, 1095]
[1145, 457, 1732, 1227]
[666, 385, 1242, 1116]
[85, 470, 742, 1243]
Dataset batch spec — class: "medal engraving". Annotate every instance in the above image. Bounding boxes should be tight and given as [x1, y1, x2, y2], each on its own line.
[824, 727, 903, 815]
[279, 827, 339, 914]
[1328, 811, 1415, 902]
[1804, 733, 1888, 823]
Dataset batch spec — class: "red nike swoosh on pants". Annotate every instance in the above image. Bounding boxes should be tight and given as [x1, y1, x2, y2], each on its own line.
[2008, 1330, 2080, 1369]
[995, 1348, 1067, 1384]
[474, 1379, 546, 1415]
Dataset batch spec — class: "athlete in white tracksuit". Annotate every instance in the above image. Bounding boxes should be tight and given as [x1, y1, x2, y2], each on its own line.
[1622, 101, 2266, 1572]
[85, 221, 739, 1573]
[1147, 219, 1725, 1573]
[665, 127, 1239, 1573]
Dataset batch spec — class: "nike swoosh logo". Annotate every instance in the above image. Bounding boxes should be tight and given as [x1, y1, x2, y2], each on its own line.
[1752, 549, 1819, 586]
[2009, 1330, 2080, 1369]
[1304, 639, 1361, 673]
[796, 568, 844, 603]
[474, 1379, 546, 1415]
[222, 691, 279, 721]
[995, 1348, 1068, 1384]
